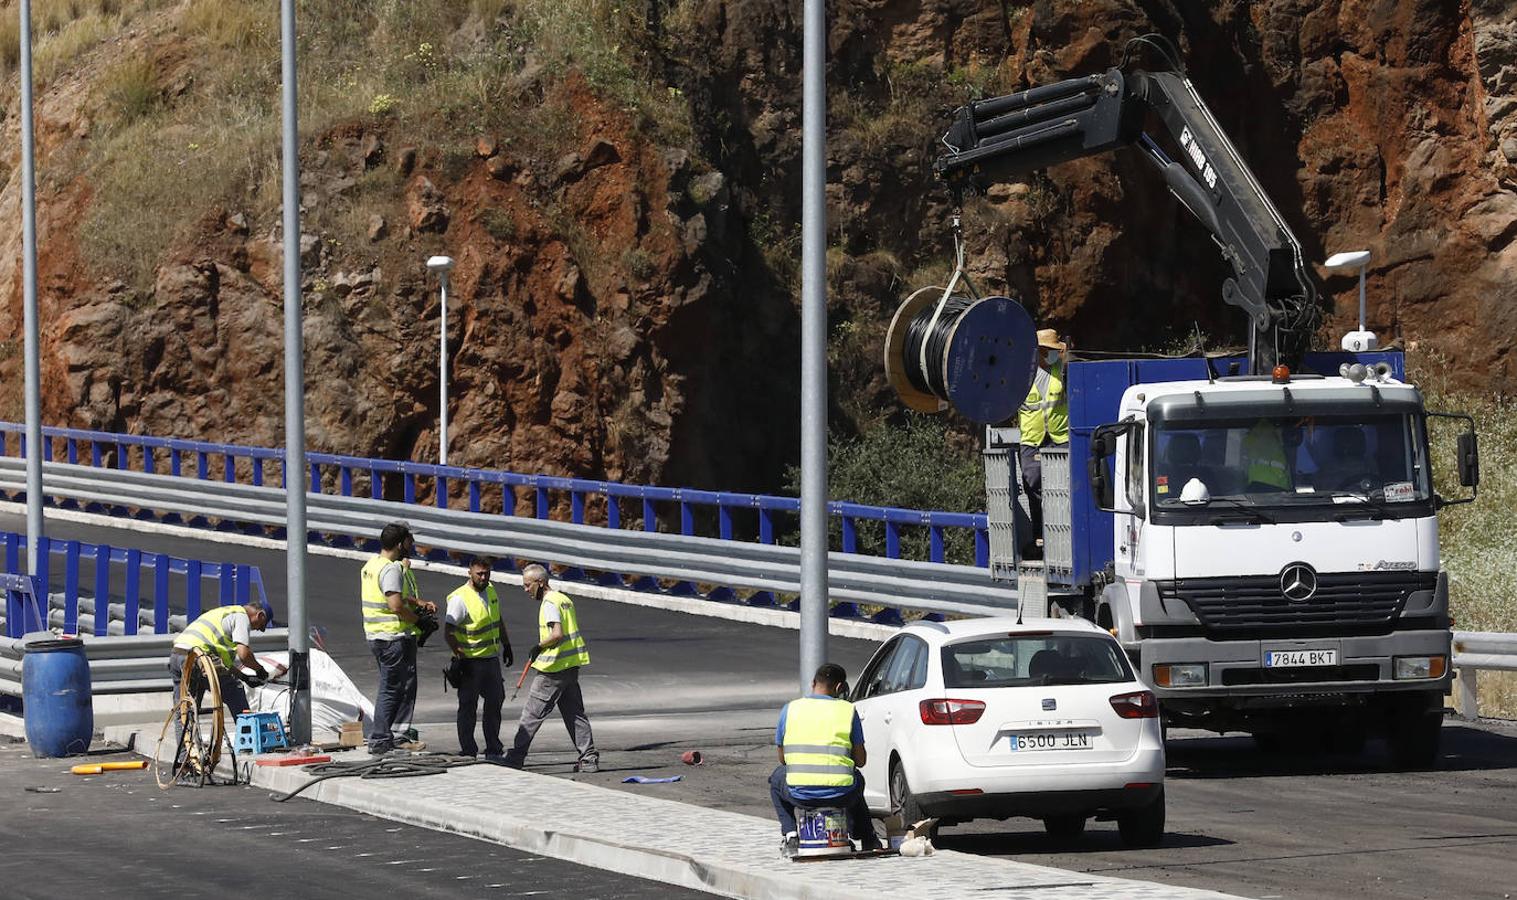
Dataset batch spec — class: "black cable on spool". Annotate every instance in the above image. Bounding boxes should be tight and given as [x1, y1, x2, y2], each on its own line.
[902, 295, 977, 398]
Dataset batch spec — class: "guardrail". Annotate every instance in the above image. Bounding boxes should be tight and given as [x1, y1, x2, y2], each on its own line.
[0, 422, 990, 569]
[0, 628, 290, 698]
[1453, 631, 1517, 720]
[0, 532, 267, 638]
[0, 457, 1019, 618]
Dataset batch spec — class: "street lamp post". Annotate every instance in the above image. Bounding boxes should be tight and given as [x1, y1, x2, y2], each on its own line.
[18, 0, 43, 578]
[427, 256, 455, 466]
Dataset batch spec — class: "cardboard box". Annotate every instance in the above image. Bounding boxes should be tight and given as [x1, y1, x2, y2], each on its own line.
[337, 721, 364, 748]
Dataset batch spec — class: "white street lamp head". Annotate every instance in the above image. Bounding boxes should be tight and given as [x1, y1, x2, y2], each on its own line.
[426, 255, 455, 272]
[1323, 249, 1376, 352]
[1323, 250, 1370, 269]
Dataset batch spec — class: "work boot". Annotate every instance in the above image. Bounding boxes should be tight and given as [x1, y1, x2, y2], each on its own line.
[779, 832, 799, 859]
[395, 739, 427, 752]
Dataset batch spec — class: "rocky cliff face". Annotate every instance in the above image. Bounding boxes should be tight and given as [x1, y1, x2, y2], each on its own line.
[0, 0, 1512, 497]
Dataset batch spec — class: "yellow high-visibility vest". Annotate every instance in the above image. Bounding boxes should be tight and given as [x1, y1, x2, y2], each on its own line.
[1244, 420, 1291, 490]
[448, 582, 502, 659]
[532, 591, 589, 673]
[1020, 360, 1068, 446]
[360, 555, 416, 638]
[173, 605, 245, 669]
[782, 697, 856, 788]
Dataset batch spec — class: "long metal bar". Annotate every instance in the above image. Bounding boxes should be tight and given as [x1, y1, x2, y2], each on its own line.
[439, 272, 449, 466]
[798, 0, 828, 691]
[280, 0, 311, 744]
[0, 459, 1021, 616]
[19, 0, 43, 577]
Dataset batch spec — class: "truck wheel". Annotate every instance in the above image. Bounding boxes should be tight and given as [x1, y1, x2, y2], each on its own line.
[1389, 712, 1442, 770]
[1117, 786, 1165, 848]
[1042, 815, 1086, 840]
[890, 759, 929, 832]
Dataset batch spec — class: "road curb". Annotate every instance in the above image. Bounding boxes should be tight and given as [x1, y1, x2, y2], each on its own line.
[118, 726, 1241, 900]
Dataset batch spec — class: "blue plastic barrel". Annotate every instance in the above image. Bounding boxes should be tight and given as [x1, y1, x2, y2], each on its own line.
[22, 636, 94, 757]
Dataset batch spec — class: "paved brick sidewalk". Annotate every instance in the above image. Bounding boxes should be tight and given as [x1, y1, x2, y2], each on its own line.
[122, 725, 1246, 900]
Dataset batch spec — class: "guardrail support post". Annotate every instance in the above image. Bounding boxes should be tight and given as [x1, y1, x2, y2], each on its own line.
[1457, 668, 1479, 721]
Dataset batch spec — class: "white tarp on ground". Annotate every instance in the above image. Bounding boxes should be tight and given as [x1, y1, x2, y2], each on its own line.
[243, 648, 373, 740]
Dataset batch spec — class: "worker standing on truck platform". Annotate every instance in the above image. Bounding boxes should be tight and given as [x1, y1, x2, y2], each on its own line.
[169, 601, 284, 728]
[445, 556, 513, 760]
[361, 522, 435, 754]
[1020, 329, 1069, 558]
[771, 663, 881, 858]
[503, 564, 599, 772]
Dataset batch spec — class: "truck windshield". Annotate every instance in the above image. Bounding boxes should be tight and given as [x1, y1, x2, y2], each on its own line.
[1151, 413, 1429, 511]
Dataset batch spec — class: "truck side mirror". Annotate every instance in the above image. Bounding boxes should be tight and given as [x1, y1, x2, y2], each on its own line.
[1457, 431, 1479, 488]
[1088, 426, 1121, 511]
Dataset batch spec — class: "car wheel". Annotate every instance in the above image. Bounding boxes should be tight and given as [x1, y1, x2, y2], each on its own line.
[1042, 814, 1086, 840]
[1117, 786, 1165, 848]
[889, 759, 927, 830]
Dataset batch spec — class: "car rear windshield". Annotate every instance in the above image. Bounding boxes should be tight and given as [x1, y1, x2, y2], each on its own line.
[942, 635, 1133, 688]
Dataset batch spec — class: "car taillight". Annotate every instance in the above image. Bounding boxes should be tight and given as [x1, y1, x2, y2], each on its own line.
[919, 698, 986, 725]
[1109, 690, 1158, 719]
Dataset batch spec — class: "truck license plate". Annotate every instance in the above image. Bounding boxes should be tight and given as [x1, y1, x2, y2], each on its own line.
[1008, 732, 1092, 752]
[1264, 649, 1337, 668]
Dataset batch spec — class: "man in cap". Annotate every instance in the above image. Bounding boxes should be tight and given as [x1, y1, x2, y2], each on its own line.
[169, 600, 283, 725]
[1019, 329, 1069, 559]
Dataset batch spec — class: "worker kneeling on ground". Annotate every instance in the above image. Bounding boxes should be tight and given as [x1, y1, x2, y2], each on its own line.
[169, 601, 284, 726]
[771, 663, 882, 858]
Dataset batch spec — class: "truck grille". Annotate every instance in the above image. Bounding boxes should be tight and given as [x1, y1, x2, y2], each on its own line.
[1157, 571, 1437, 638]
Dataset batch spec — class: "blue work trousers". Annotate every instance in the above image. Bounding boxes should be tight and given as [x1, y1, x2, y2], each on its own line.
[368, 636, 418, 752]
[768, 765, 878, 847]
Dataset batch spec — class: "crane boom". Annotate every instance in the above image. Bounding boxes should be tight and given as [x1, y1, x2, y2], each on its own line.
[936, 66, 1317, 373]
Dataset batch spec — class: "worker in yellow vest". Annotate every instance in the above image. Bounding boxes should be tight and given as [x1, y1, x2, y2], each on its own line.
[1019, 329, 1069, 559]
[444, 556, 514, 760]
[771, 663, 881, 858]
[1243, 418, 1293, 492]
[168, 601, 282, 724]
[502, 564, 598, 772]
[360, 522, 437, 755]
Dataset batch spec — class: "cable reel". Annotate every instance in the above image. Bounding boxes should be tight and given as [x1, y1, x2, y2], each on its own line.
[883, 219, 1038, 424]
[155, 649, 240, 789]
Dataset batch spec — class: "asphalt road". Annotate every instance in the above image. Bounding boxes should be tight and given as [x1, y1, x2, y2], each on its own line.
[0, 741, 710, 899]
[8, 512, 1517, 899]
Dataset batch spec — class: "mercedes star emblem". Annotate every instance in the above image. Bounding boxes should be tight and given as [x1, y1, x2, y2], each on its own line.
[1280, 563, 1318, 602]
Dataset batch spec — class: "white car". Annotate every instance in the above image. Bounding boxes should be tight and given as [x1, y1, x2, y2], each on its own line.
[850, 616, 1167, 846]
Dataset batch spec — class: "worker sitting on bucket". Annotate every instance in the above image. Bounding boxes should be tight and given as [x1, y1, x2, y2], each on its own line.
[169, 601, 284, 726]
[771, 663, 882, 858]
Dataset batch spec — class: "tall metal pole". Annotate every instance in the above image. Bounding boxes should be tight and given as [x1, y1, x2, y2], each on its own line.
[438, 272, 448, 466]
[798, 0, 828, 691]
[280, 0, 311, 744]
[18, 0, 43, 578]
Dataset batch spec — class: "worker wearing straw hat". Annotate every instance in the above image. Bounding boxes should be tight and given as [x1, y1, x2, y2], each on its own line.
[1019, 329, 1068, 560]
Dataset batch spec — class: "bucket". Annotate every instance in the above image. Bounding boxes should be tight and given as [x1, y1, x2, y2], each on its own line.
[22, 636, 94, 757]
[796, 807, 851, 856]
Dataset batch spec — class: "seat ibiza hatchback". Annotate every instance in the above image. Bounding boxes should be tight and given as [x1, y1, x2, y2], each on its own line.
[851, 616, 1166, 846]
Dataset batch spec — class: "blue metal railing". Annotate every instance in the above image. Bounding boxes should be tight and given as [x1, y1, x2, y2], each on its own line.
[0, 423, 990, 567]
[0, 531, 267, 639]
[1, 572, 46, 640]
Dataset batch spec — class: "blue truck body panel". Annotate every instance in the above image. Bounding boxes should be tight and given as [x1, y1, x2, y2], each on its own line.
[1059, 351, 1407, 589]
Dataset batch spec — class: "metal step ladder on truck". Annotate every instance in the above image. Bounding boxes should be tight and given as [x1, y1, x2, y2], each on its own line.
[884, 37, 1481, 768]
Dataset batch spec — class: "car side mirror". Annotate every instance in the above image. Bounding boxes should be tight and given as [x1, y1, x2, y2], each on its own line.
[1457, 431, 1479, 488]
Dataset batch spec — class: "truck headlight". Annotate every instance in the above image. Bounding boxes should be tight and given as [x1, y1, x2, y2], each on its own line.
[1393, 655, 1447, 680]
[1152, 663, 1207, 687]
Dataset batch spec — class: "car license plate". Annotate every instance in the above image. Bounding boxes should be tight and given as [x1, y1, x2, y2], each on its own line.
[1008, 732, 1092, 752]
[1264, 649, 1337, 668]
